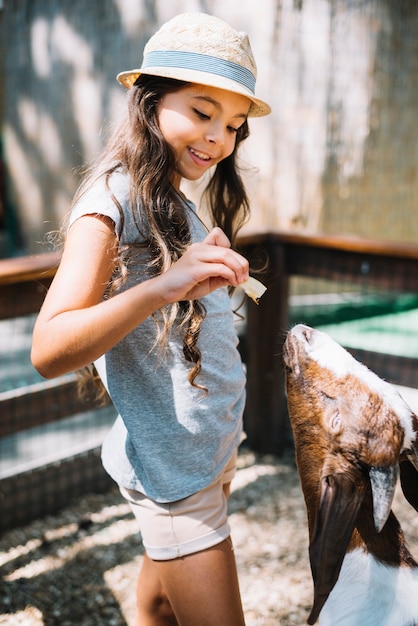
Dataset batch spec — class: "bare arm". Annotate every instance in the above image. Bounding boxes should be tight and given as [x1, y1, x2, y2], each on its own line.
[31, 216, 249, 379]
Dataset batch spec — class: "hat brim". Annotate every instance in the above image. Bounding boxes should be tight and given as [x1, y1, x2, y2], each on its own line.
[116, 67, 271, 118]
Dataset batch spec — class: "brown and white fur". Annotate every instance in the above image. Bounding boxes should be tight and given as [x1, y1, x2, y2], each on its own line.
[283, 324, 418, 625]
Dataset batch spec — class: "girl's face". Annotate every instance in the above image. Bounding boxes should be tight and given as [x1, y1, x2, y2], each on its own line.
[157, 83, 251, 190]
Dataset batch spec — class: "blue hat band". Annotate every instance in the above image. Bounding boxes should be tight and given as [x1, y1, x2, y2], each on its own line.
[141, 50, 256, 94]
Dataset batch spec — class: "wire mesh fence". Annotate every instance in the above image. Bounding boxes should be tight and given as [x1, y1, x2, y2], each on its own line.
[0, 311, 116, 534]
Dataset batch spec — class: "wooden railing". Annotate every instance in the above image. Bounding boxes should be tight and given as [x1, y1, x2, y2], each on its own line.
[2, 230, 418, 459]
[0, 251, 103, 439]
[0, 251, 60, 318]
[0, 232, 418, 451]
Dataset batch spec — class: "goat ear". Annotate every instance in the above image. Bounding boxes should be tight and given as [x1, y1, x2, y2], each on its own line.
[369, 465, 398, 532]
[307, 472, 365, 625]
[400, 456, 418, 512]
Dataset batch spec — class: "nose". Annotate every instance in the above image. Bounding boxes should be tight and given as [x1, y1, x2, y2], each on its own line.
[292, 324, 312, 344]
[302, 325, 312, 342]
[205, 121, 225, 146]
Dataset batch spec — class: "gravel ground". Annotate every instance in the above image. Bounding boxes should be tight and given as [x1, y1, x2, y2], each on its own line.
[1, 448, 418, 626]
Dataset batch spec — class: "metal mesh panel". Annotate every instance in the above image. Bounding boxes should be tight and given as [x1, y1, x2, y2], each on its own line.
[0, 314, 116, 534]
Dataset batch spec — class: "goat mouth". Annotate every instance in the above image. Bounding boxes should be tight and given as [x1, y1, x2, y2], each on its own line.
[282, 347, 293, 372]
[283, 335, 299, 370]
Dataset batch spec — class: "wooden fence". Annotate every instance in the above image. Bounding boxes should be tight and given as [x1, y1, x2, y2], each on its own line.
[239, 231, 418, 452]
[0, 251, 114, 532]
[1, 231, 418, 531]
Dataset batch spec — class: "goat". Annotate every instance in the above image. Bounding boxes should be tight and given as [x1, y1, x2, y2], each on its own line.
[283, 324, 418, 625]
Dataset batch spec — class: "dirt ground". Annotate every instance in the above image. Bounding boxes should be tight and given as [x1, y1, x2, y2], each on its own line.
[1, 448, 418, 626]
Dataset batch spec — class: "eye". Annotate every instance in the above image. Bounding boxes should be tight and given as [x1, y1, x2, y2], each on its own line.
[331, 412, 341, 431]
[321, 392, 342, 432]
[194, 108, 210, 120]
[227, 125, 239, 134]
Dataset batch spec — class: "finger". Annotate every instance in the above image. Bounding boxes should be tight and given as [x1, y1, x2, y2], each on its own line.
[186, 276, 230, 301]
[202, 227, 231, 248]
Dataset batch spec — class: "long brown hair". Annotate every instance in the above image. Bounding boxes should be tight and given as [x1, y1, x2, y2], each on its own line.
[76, 75, 250, 399]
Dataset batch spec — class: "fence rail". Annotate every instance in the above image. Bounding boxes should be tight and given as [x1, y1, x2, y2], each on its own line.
[1, 231, 418, 531]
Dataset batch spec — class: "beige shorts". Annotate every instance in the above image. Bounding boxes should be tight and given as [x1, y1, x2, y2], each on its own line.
[120, 451, 237, 561]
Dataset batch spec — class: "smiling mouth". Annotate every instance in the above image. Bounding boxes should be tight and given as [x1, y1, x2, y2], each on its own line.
[189, 147, 212, 161]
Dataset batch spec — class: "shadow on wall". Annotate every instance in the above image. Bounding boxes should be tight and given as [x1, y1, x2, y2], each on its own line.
[2, 0, 418, 254]
[2, 0, 160, 254]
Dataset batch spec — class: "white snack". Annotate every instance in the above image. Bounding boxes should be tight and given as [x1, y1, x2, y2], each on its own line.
[240, 276, 267, 304]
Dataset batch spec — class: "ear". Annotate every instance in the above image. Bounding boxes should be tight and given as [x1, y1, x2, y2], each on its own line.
[400, 456, 418, 512]
[369, 465, 398, 532]
[307, 472, 365, 625]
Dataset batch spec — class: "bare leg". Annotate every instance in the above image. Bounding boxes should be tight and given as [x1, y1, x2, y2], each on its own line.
[152, 538, 245, 626]
[135, 553, 178, 625]
[135, 482, 240, 626]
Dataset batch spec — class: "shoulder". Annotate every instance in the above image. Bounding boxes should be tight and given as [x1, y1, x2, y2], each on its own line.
[70, 169, 131, 230]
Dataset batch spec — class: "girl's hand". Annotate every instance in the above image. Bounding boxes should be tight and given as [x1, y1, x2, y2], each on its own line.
[32, 221, 247, 379]
[158, 227, 249, 303]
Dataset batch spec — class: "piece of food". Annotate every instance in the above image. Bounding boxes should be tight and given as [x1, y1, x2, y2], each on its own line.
[240, 276, 267, 304]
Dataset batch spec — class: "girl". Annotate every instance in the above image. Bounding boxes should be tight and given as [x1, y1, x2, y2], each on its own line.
[31, 12, 270, 626]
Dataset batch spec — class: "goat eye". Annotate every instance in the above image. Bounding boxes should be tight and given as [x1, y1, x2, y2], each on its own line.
[331, 413, 341, 431]
[321, 391, 336, 402]
[320, 392, 342, 432]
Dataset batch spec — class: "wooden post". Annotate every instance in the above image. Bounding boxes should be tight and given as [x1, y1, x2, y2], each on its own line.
[244, 238, 290, 454]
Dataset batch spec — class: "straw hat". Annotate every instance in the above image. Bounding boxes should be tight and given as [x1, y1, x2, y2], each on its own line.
[117, 12, 271, 118]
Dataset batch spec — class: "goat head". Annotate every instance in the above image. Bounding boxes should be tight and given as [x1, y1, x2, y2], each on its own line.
[283, 324, 418, 624]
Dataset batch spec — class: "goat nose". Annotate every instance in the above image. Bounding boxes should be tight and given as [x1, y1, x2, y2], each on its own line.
[302, 325, 312, 343]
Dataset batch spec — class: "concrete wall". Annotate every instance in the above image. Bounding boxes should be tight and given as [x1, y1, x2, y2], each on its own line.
[1, 0, 418, 254]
